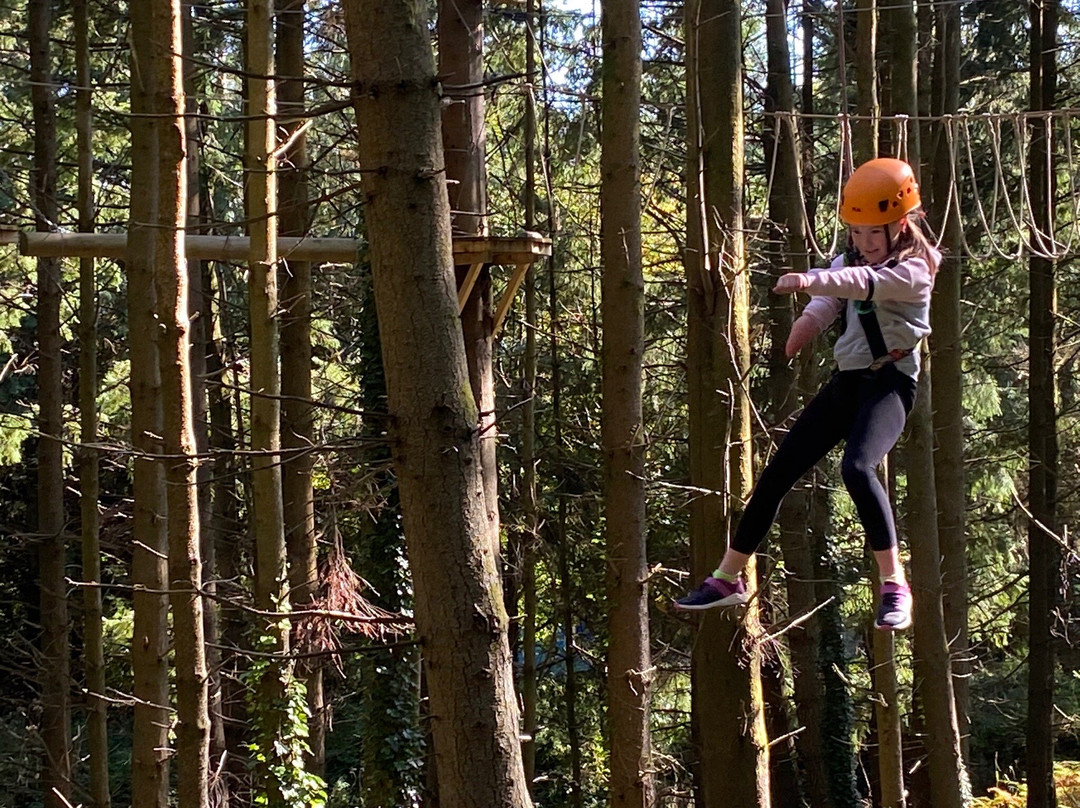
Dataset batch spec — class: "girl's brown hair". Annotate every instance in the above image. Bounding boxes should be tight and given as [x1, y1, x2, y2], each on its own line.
[893, 209, 940, 276]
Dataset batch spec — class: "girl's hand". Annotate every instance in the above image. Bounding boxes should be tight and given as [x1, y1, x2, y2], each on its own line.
[785, 315, 820, 358]
[773, 273, 811, 294]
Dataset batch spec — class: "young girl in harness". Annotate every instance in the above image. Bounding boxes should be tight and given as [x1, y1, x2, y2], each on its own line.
[675, 157, 939, 631]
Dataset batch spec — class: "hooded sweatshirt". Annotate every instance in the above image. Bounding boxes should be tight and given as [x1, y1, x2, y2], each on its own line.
[799, 247, 941, 380]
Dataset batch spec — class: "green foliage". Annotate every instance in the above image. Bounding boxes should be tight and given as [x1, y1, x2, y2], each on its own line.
[244, 631, 328, 808]
[971, 761, 1080, 806]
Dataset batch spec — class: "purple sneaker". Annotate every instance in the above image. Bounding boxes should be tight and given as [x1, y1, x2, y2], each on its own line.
[875, 581, 913, 631]
[674, 576, 748, 611]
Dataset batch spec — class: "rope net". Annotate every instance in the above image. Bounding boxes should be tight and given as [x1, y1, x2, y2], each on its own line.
[759, 109, 1080, 262]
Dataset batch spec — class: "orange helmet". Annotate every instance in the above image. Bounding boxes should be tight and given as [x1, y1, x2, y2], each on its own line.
[840, 158, 921, 225]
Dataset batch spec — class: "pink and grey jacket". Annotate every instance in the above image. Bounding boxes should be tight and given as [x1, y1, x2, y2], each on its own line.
[799, 249, 940, 380]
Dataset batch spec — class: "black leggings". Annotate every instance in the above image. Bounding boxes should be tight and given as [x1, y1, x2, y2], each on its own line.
[731, 367, 917, 555]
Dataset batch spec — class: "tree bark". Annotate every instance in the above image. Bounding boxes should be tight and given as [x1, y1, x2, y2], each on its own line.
[149, 2, 211, 805]
[547, 233, 583, 808]
[246, 0, 294, 801]
[180, 1, 227, 785]
[888, 4, 970, 804]
[1026, 3, 1060, 806]
[686, 1, 770, 805]
[75, 0, 109, 802]
[927, 0, 969, 766]
[854, 0, 878, 164]
[276, 0, 324, 775]
[600, 1, 653, 805]
[128, 1, 171, 803]
[343, 4, 532, 807]
[30, 0, 71, 803]
[520, 0, 540, 792]
[763, 3, 829, 804]
[438, 0, 499, 566]
[850, 8, 906, 803]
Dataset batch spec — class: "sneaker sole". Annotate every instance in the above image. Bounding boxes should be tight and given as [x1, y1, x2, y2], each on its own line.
[874, 616, 912, 632]
[673, 593, 750, 612]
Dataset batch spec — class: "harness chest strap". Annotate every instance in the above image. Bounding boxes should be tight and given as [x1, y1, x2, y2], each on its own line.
[845, 297, 915, 371]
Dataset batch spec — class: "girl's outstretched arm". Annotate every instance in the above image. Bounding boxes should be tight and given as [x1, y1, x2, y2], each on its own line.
[774, 257, 933, 303]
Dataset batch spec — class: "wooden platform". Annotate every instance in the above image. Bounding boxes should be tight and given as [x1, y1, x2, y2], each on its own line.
[17, 231, 552, 334]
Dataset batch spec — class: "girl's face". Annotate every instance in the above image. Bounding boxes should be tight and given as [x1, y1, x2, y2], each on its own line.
[850, 220, 905, 264]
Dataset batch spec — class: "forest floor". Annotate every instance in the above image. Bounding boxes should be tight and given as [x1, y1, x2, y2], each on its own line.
[972, 761, 1080, 805]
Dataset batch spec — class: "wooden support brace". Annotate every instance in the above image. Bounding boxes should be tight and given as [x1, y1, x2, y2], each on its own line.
[457, 262, 484, 313]
[493, 262, 531, 335]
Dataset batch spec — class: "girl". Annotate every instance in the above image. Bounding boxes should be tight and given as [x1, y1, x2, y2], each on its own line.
[674, 157, 940, 632]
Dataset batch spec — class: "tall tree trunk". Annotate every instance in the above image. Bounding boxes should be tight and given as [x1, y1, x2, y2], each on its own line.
[30, 2, 70, 804]
[850, 8, 906, 804]
[356, 266, 424, 808]
[246, 0, 295, 801]
[686, 2, 770, 805]
[128, 1, 171, 803]
[548, 230, 583, 808]
[74, 0, 109, 802]
[557, 503, 585, 808]
[854, 0, 878, 164]
[600, 1, 652, 806]
[927, 0, 969, 766]
[438, 0, 499, 563]
[206, 265, 247, 802]
[343, 4, 532, 807]
[520, 1, 540, 790]
[763, 3, 829, 805]
[1026, 3, 1060, 805]
[276, 0, 324, 775]
[149, 2, 210, 805]
[180, 2, 227, 786]
[888, 3, 970, 805]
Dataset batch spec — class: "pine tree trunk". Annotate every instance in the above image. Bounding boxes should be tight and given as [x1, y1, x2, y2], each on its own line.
[889, 4, 970, 804]
[763, 4, 830, 804]
[438, 0, 499, 565]
[927, 0, 969, 765]
[854, 0, 878, 164]
[246, 0, 294, 800]
[148, 2, 211, 805]
[357, 264, 423, 808]
[179, 3, 228, 784]
[519, 1, 540, 791]
[30, 2, 70, 804]
[276, 0, 324, 775]
[686, 1, 770, 805]
[205, 265, 247, 798]
[1026, 3, 1060, 805]
[343, 4, 532, 806]
[600, 1, 652, 805]
[850, 10, 907, 803]
[128, 2, 171, 804]
[74, 0, 109, 802]
[556, 502, 585, 808]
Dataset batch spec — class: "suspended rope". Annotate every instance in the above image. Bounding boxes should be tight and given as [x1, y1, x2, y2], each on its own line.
[756, 108, 1080, 262]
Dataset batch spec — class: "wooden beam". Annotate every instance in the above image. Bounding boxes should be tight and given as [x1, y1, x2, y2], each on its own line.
[20, 231, 360, 262]
[493, 262, 531, 335]
[18, 231, 552, 331]
[19, 231, 551, 265]
[457, 262, 484, 313]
